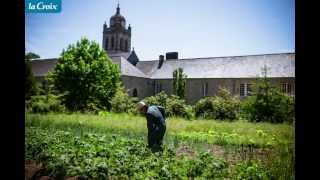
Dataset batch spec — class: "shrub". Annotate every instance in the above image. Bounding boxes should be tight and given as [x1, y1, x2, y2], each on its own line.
[26, 94, 66, 113]
[111, 85, 138, 114]
[241, 77, 295, 123]
[166, 95, 193, 119]
[194, 97, 214, 118]
[194, 87, 240, 121]
[48, 38, 120, 112]
[144, 91, 192, 119]
[144, 91, 168, 107]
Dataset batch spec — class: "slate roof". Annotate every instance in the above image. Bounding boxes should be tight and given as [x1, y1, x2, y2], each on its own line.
[100, 56, 148, 78]
[135, 60, 159, 76]
[30, 58, 58, 77]
[30, 53, 295, 80]
[149, 53, 295, 79]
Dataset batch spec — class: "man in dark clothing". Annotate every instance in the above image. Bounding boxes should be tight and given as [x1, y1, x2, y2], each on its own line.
[137, 101, 166, 152]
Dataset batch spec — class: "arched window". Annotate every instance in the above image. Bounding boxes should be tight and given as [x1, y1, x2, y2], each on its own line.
[133, 88, 138, 97]
[105, 37, 109, 50]
[120, 38, 124, 51]
[125, 40, 128, 51]
[111, 36, 114, 49]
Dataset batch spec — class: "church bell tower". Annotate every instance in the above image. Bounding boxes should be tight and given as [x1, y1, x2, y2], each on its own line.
[103, 4, 131, 54]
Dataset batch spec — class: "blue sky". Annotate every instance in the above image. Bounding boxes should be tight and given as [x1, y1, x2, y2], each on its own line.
[26, 0, 295, 60]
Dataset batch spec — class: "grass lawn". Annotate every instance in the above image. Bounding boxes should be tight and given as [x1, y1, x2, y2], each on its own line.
[25, 112, 295, 179]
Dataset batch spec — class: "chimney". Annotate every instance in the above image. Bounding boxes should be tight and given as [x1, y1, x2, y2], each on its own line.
[158, 55, 164, 69]
[165, 52, 178, 60]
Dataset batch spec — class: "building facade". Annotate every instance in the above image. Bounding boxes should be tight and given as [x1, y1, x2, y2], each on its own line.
[30, 5, 295, 104]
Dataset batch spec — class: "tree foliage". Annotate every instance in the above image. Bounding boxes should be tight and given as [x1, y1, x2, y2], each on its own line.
[241, 66, 295, 123]
[25, 52, 40, 100]
[173, 68, 187, 99]
[48, 38, 121, 112]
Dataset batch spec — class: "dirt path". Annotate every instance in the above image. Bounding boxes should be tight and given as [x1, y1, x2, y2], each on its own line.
[25, 160, 81, 180]
[25, 160, 48, 180]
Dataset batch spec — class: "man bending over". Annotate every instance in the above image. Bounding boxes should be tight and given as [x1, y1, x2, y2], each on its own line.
[137, 101, 166, 152]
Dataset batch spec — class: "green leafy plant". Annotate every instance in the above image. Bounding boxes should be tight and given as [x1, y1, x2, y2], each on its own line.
[231, 161, 271, 180]
[25, 112, 295, 179]
[26, 127, 229, 179]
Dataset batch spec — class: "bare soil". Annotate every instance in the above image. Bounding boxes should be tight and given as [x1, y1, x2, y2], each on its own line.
[176, 145, 196, 158]
[25, 160, 82, 180]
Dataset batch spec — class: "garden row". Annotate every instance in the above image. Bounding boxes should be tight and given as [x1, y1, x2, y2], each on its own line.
[25, 113, 295, 179]
[26, 126, 279, 179]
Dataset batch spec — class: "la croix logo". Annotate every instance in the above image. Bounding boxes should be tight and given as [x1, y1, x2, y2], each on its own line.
[26, 0, 61, 13]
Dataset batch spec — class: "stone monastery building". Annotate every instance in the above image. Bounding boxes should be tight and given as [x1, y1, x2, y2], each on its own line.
[31, 4, 295, 104]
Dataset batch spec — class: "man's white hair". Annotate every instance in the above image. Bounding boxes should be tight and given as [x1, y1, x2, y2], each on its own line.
[136, 101, 146, 110]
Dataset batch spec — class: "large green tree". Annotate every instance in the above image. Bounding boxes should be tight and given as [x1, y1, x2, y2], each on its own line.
[48, 38, 121, 111]
[173, 68, 187, 99]
[25, 52, 40, 99]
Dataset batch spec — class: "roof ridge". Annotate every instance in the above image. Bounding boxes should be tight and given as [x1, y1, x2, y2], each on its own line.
[138, 52, 295, 62]
[173, 52, 295, 61]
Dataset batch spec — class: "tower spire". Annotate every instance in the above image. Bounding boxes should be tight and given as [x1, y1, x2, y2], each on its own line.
[116, 2, 120, 14]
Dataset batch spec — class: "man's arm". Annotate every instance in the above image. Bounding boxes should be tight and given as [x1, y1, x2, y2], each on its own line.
[157, 106, 166, 120]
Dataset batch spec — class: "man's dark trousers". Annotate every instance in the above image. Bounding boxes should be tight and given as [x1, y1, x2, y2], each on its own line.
[148, 125, 166, 151]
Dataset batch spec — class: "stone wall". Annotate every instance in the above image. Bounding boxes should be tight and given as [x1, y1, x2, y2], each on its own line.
[121, 75, 154, 100]
[151, 77, 295, 104]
